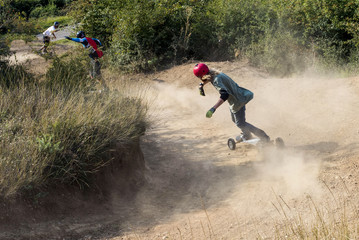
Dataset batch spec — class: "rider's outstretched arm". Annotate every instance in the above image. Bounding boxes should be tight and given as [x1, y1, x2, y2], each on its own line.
[65, 37, 85, 43]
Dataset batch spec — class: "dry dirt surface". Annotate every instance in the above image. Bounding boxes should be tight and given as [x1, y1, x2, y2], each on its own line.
[8, 39, 73, 76]
[3, 42, 359, 239]
[119, 63, 359, 239]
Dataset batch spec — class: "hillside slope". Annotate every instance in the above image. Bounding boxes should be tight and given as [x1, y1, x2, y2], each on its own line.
[120, 62, 359, 239]
[3, 40, 359, 239]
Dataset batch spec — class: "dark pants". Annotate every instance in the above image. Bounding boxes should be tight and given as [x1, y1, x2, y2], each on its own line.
[89, 51, 101, 78]
[231, 106, 270, 141]
[90, 59, 101, 78]
[43, 36, 50, 46]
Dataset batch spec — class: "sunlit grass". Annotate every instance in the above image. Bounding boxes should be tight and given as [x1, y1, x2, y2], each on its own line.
[0, 57, 148, 197]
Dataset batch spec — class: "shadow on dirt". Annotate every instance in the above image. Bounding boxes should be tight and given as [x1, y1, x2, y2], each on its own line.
[0, 129, 263, 240]
[293, 141, 359, 162]
[93, 134, 341, 239]
[107, 131, 264, 233]
[3, 133, 353, 239]
[294, 141, 339, 154]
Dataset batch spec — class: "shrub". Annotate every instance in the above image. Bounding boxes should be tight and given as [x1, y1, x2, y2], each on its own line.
[76, 0, 359, 75]
[0, 50, 148, 197]
[107, 0, 216, 72]
[0, 81, 148, 196]
[44, 54, 94, 94]
[245, 31, 308, 76]
[9, 0, 41, 19]
[4, 14, 37, 34]
[0, 60, 35, 88]
[69, 0, 115, 47]
[29, 4, 58, 18]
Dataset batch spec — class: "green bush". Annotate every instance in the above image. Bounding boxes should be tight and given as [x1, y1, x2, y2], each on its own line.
[0, 38, 10, 56]
[245, 31, 308, 76]
[9, 0, 41, 19]
[9, 0, 69, 19]
[70, 0, 115, 47]
[29, 4, 58, 18]
[4, 14, 37, 34]
[4, 0, 359, 75]
[107, 0, 216, 72]
[0, 85, 147, 196]
[72, 0, 359, 75]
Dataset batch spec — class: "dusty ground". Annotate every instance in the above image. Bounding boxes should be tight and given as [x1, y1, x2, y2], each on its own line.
[2, 40, 359, 239]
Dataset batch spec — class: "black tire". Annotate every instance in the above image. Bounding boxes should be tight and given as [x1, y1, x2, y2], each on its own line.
[275, 137, 285, 149]
[228, 138, 236, 150]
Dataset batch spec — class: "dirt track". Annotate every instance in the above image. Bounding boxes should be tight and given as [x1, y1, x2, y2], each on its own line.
[122, 63, 359, 239]
[4, 41, 359, 239]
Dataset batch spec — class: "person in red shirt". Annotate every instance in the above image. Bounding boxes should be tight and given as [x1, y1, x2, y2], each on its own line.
[65, 31, 103, 79]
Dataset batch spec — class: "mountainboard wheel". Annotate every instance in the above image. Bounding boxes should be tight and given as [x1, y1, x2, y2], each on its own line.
[228, 138, 236, 150]
[275, 137, 285, 149]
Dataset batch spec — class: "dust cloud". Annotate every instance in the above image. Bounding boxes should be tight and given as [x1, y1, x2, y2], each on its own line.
[142, 77, 326, 201]
[122, 65, 359, 238]
[6, 38, 359, 239]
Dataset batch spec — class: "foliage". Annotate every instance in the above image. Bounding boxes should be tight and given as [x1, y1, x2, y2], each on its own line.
[0, 36, 10, 56]
[9, 0, 70, 19]
[0, 60, 35, 88]
[0, 2, 38, 35]
[3, 0, 359, 74]
[245, 31, 308, 76]
[70, 0, 359, 75]
[44, 54, 94, 94]
[0, 71, 148, 197]
[70, 0, 115, 47]
[29, 4, 59, 18]
[0, 0, 71, 42]
[9, 0, 41, 19]
[106, 0, 216, 72]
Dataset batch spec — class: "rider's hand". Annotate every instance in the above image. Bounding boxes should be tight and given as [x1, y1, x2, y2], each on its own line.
[206, 107, 216, 118]
[199, 83, 205, 96]
[65, 36, 71, 40]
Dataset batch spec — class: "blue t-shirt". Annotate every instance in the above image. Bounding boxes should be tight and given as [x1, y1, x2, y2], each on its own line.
[67, 37, 102, 48]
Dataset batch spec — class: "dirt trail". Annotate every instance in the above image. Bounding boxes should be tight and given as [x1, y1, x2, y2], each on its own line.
[111, 64, 359, 239]
[4, 42, 359, 239]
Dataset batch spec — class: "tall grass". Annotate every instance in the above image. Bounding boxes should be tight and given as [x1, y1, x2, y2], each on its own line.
[272, 188, 359, 239]
[0, 58, 148, 197]
[0, 60, 35, 88]
[45, 55, 94, 94]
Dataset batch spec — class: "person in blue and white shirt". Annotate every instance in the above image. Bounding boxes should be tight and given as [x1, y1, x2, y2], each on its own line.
[40, 22, 59, 54]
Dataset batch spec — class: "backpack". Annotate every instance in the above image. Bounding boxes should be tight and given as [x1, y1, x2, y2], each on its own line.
[85, 37, 103, 58]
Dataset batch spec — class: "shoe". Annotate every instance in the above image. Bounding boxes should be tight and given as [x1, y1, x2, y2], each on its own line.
[260, 136, 270, 143]
[258, 136, 273, 147]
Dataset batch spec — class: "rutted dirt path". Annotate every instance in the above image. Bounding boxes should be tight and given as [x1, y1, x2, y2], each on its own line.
[3, 41, 359, 239]
[112, 64, 359, 239]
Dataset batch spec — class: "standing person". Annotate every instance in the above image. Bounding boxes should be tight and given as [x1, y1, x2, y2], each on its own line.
[194, 63, 270, 143]
[40, 21, 60, 54]
[65, 31, 103, 79]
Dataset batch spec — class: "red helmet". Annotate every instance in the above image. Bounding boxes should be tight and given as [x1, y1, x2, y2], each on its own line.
[193, 63, 209, 78]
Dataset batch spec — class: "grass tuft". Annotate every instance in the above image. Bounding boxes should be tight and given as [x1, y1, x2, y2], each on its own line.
[0, 58, 148, 197]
